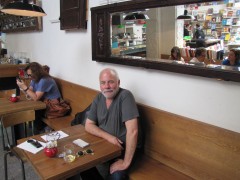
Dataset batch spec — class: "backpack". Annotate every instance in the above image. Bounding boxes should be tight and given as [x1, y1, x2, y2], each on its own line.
[71, 104, 91, 126]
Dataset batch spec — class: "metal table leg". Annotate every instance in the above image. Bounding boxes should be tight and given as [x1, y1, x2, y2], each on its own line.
[1, 116, 6, 151]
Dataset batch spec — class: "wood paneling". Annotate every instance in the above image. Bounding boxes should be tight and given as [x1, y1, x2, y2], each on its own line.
[0, 64, 26, 78]
[138, 104, 240, 180]
[54, 77, 98, 116]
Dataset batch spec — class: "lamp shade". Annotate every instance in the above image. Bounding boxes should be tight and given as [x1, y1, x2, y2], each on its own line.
[177, 10, 192, 20]
[1, 1, 46, 17]
[124, 13, 149, 20]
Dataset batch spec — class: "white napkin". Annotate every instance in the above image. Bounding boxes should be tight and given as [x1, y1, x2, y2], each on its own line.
[40, 130, 69, 141]
[17, 140, 46, 154]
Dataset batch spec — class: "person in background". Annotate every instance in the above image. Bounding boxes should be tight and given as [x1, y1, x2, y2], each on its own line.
[222, 49, 240, 66]
[80, 68, 142, 180]
[190, 47, 207, 65]
[169, 46, 185, 62]
[16, 62, 61, 134]
[184, 24, 190, 37]
[194, 23, 205, 40]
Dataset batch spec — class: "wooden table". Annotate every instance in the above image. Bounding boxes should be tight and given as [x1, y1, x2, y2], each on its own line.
[0, 97, 46, 148]
[18, 125, 122, 180]
[0, 98, 46, 116]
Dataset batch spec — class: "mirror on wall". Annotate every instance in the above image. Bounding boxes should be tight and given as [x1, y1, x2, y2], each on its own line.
[91, 0, 240, 82]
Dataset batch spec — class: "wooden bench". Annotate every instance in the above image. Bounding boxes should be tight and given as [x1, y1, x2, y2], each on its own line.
[130, 104, 240, 179]
[44, 78, 240, 180]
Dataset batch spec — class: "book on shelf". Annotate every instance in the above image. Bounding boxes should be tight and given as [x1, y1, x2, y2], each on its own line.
[213, 9, 219, 14]
[222, 19, 227, 25]
[232, 18, 238, 25]
[220, 9, 227, 17]
[223, 27, 230, 32]
[211, 17, 216, 22]
[226, 2, 234, 8]
[227, 10, 233, 17]
[231, 28, 237, 33]
[220, 34, 225, 40]
[207, 8, 213, 15]
[180, 48, 223, 60]
[197, 13, 205, 21]
[192, 10, 198, 16]
[206, 15, 212, 21]
[207, 22, 212, 28]
[225, 33, 230, 41]
[211, 24, 216, 30]
[206, 29, 212, 35]
[236, 10, 240, 16]
[216, 16, 222, 23]
[203, 21, 209, 28]
[226, 18, 233, 25]
[217, 29, 222, 36]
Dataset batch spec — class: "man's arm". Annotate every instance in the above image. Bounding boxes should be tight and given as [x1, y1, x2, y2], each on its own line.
[85, 119, 123, 148]
[110, 118, 138, 174]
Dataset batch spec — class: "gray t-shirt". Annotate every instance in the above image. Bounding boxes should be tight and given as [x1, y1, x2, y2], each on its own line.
[88, 88, 140, 147]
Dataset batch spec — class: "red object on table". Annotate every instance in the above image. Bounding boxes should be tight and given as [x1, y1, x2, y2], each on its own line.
[44, 147, 58, 157]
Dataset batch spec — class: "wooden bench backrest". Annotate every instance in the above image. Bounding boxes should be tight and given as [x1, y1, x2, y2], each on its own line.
[54, 78, 98, 116]
[138, 104, 240, 180]
[54, 78, 240, 179]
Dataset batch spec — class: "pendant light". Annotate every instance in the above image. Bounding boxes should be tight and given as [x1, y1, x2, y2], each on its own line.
[177, 10, 192, 20]
[124, 12, 149, 20]
[1, 0, 46, 17]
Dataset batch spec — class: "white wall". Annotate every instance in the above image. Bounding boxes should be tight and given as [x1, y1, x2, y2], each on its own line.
[6, 0, 240, 133]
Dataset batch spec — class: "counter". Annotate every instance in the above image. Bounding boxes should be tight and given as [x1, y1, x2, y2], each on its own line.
[0, 64, 27, 78]
[120, 45, 146, 56]
[228, 43, 240, 50]
[0, 64, 27, 93]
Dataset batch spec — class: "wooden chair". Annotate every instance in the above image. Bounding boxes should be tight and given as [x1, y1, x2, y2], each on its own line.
[1, 110, 35, 180]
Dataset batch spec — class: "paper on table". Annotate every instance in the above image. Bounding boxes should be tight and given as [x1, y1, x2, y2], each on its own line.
[17, 140, 46, 154]
[40, 130, 69, 141]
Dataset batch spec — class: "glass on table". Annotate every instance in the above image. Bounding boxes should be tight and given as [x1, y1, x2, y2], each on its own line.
[63, 144, 76, 163]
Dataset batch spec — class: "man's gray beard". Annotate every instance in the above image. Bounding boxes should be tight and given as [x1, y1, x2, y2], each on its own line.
[102, 87, 119, 99]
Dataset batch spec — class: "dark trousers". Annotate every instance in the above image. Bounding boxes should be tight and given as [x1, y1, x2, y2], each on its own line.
[77, 149, 142, 180]
[33, 109, 46, 134]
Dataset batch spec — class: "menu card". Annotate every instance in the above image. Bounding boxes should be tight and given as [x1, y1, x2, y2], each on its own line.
[17, 140, 46, 154]
[40, 130, 69, 141]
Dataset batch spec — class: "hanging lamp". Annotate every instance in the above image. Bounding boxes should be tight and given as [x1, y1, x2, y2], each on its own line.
[177, 10, 192, 20]
[1, 0, 46, 17]
[124, 12, 149, 20]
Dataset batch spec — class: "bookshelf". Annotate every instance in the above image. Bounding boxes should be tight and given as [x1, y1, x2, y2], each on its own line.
[187, 2, 240, 51]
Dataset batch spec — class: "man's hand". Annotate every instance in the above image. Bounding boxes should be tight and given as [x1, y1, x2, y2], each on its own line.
[85, 119, 124, 149]
[110, 159, 128, 174]
[108, 137, 123, 149]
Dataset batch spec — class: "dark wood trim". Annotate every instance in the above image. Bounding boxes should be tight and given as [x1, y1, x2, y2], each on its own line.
[91, 0, 240, 83]
[60, 0, 88, 30]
